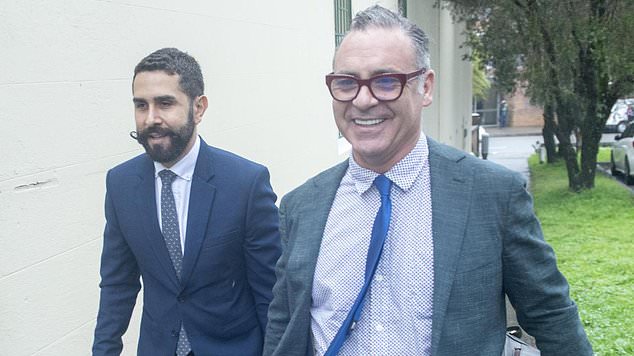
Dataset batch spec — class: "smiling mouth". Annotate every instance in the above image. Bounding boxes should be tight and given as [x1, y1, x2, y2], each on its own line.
[354, 118, 385, 126]
[147, 133, 171, 144]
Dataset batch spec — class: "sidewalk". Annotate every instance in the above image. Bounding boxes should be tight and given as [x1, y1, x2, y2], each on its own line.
[485, 125, 542, 137]
[485, 131, 541, 347]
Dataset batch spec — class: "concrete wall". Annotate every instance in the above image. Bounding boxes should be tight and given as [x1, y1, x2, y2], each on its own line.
[0, 1, 470, 354]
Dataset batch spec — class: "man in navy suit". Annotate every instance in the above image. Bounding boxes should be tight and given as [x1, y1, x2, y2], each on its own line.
[264, 6, 592, 356]
[93, 48, 281, 356]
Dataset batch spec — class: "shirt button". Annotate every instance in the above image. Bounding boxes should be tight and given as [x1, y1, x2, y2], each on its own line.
[375, 323, 385, 332]
[375, 274, 384, 282]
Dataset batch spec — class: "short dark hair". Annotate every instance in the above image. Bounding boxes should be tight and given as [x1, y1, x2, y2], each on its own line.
[345, 5, 430, 70]
[133, 48, 204, 100]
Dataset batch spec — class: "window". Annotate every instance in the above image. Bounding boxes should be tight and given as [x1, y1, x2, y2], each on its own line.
[334, 0, 352, 47]
[398, 0, 407, 17]
[623, 123, 634, 138]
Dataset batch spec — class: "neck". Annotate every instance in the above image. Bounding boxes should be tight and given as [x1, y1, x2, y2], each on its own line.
[355, 133, 420, 174]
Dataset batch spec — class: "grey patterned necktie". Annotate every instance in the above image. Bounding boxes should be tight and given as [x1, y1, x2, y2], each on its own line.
[159, 169, 191, 356]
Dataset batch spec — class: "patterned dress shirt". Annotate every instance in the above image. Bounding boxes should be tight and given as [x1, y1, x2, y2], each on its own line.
[311, 136, 435, 355]
[154, 136, 200, 253]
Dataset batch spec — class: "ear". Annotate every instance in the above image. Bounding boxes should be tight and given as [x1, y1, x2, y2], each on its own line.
[193, 95, 208, 125]
[421, 70, 435, 107]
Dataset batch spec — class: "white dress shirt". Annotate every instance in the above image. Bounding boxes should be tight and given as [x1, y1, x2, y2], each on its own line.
[154, 136, 201, 254]
[311, 136, 434, 355]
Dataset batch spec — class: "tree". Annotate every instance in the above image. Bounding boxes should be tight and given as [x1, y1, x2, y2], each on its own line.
[472, 54, 491, 100]
[441, 0, 634, 191]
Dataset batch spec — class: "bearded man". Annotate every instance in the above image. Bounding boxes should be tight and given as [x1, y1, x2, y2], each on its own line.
[93, 48, 281, 356]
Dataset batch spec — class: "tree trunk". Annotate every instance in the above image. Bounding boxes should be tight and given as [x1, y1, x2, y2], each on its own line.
[578, 67, 604, 189]
[555, 105, 582, 191]
[580, 130, 600, 189]
[557, 133, 582, 191]
[573, 0, 605, 190]
[526, 0, 581, 190]
[542, 102, 558, 163]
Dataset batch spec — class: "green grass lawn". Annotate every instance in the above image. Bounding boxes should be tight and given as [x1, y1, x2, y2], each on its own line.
[529, 155, 634, 355]
[597, 147, 611, 163]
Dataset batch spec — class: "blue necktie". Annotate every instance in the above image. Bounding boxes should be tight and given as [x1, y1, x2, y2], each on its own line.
[159, 170, 192, 356]
[324, 174, 393, 356]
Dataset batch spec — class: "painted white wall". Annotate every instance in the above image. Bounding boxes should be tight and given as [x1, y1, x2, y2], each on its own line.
[0, 1, 470, 354]
[352, 0, 399, 13]
[408, 0, 472, 150]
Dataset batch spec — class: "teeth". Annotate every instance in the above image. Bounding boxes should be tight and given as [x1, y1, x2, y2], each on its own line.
[354, 118, 385, 126]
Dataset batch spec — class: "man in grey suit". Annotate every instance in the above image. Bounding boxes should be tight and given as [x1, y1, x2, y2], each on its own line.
[264, 5, 592, 356]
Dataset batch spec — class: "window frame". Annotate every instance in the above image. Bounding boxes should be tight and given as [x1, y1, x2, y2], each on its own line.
[398, 0, 408, 17]
[334, 0, 352, 47]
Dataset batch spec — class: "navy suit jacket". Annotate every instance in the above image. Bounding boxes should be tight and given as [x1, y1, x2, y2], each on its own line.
[93, 138, 281, 356]
[264, 138, 592, 355]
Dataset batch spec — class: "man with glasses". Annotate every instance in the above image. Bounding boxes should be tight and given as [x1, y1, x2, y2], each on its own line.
[264, 5, 592, 356]
[93, 48, 281, 355]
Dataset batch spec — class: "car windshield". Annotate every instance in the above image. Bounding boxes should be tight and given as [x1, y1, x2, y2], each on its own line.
[612, 102, 626, 113]
[611, 99, 633, 114]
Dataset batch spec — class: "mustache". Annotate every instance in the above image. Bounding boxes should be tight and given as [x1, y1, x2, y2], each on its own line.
[134, 126, 176, 143]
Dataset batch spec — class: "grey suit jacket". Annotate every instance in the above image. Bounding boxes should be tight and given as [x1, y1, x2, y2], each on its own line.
[264, 138, 592, 356]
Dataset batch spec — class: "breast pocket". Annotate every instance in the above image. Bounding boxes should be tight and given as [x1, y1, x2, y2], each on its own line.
[201, 229, 242, 250]
[197, 230, 244, 281]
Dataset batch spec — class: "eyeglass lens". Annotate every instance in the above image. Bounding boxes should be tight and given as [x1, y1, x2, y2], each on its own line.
[330, 75, 403, 101]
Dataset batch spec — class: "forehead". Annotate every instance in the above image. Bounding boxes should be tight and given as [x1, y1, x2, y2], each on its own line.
[334, 27, 416, 75]
[132, 70, 186, 98]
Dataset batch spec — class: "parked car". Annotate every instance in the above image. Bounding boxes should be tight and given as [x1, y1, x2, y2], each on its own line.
[611, 121, 634, 185]
[604, 98, 634, 133]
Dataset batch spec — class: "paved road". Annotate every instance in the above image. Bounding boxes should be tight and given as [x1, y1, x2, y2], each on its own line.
[486, 132, 626, 189]
[486, 135, 540, 183]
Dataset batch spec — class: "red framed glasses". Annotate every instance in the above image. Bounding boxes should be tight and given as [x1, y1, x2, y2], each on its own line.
[325, 68, 426, 102]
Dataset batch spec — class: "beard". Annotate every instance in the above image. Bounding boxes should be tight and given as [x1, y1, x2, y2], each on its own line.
[136, 106, 195, 164]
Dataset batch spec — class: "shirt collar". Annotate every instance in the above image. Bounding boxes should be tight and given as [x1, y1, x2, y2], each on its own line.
[154, 135, 200, 181]
[348, 136, 429, 194]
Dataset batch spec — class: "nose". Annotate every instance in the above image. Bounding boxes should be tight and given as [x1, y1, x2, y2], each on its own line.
[352, 84, 379, 109]
[144, 104, 162, 126]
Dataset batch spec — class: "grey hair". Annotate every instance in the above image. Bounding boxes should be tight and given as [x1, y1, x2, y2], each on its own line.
[341, 5, 431, 70]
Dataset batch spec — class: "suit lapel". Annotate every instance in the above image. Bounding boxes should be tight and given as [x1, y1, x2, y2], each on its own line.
[134, 155, 181, 288]
[427, 139, 474, 354]
[180, 140, 216, 287]
[289, 161, 349, 305]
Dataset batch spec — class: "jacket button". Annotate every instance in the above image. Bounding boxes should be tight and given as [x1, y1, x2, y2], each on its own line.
[171, 330, 178, 337]
[178, 296, 185, 303]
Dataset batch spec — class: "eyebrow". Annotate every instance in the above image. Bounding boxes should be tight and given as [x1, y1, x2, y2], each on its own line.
[132, 95, 177, 103]
[335, 68, 401, 77]
[153, 95, 177, 102]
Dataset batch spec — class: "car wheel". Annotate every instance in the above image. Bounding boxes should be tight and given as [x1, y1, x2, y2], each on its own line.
[626, 159, 634, 185]
[617, 121, 628, 133]
[610, 152, 618, 176]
